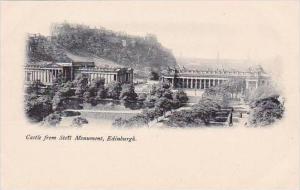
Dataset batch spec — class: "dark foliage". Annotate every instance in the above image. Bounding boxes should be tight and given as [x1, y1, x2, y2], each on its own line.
[42, 113, 62, 126]
[249, 96, 284, 126]
[72, 117, 89, 127]
[25, 94, 53, 122]
[27, 23, 177, 70]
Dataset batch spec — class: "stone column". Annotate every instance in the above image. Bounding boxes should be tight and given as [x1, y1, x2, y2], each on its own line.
[46, 70, 49, 83]
[106, 74, 109, 84]
[193, 79, 196, 89]
[49, 70, 52, 83]
[32, 71, 34, 81]
[200, 79, 204, 89]
[38, 71, 40, 81]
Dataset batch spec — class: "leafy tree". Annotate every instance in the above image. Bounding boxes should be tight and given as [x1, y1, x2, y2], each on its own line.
[96, 87, 107, 100]
[149, 85, 157, 96]
[144, 95, 157, 108]
[143, 108, 163, 122]
[106, 81, 122, 99]
[25, 94, 53, 122]
[173, 89, 188, 108]
[52, 91, 64, 111]
[83, 91, 92, 103]
[249, 96, 284, 126]
[203, 85, 230, 107]
[225, 78, 245, 99]
[155, 97, 173, 116]
[193, 97, 221, 124]
[26, 80, 45, 95]
[246, 84, 279, 103]
[60, 81, 74, 98]
[88, 78, 105, 97]
[42, 113, 62, 126]
[246, 83, 284, 126]
[72, 117, 88, 127]
[112, 117, 128, 128]
[119, 83, 137, 101]
[137, 93, 147, 101]
[149, 71, 159, 80]
[166, 110, 201, 127]
[73, 74, 89, 98]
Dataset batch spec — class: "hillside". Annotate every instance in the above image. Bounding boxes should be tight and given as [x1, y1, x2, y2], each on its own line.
[27, 23, 177, 72]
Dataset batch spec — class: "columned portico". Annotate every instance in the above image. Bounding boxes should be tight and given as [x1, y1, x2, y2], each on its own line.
[161, 67, 269, 90]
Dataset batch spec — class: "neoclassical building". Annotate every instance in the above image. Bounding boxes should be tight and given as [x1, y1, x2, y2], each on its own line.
[25, 62, 133, 85]
[161, 66, 270, 90]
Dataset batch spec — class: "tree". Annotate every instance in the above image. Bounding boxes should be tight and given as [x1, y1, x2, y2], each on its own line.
[119, 83, 137, 101]
[72, 117, 88, 127]
[73, 74, 89, 98]
[60, 81, 74, 98]
[88, 78, 105, 97]
[83, 91, 92, 103]
[25, 94, 53, 122]
[26, 80, 45, 95]
[203, 85, 230, 107]
[52, 91, 64, 111]
[166, 110, 200, 127]
[226, 78, 245, 99]
[155, 97, 173, 116]
[249, 95, 284, 126]
[112, 117, 128, 128]
[192, 97, 221, 125]
[247, 84, 279, 103]
[173, 89, 188, 108]
[106, 81, 122, 99]
[96, 87, 107, 100]
[144, 95, 157, 108]
[149, 71, 159, 80]
[42, 113, 62, 126]
[52, 72, 66, 93]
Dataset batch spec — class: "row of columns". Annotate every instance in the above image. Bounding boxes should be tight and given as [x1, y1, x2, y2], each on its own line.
[87, 72, 133, 84]
[89, 73, 116, 84]
[25, 69, 62, 84]
[163, 77, 229, 89]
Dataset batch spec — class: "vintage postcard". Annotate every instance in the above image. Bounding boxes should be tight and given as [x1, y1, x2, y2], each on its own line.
[1, 1, 299, 190]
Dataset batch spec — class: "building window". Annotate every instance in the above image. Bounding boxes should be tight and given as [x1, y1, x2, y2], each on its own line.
[114, 74, 116, 81]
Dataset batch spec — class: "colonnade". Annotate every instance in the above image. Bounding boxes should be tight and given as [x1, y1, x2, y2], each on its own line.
[163, 77, 229, 89]
[25, 68, 62, 84]
[85, 71, 133, 84]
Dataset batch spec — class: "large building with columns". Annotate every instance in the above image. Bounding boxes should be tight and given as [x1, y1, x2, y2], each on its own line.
[161, 66, 270, 90]
[25, 62, 133, 85]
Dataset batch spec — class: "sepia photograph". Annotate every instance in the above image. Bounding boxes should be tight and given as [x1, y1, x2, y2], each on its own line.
[1, 1, 299, 190]
[25, 22, 284, 129]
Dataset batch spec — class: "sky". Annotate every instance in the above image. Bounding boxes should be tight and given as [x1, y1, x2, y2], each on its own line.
[11, 1, 299, 61]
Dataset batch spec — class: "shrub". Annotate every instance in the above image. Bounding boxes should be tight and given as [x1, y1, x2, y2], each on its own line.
[25, 94, 53, 122]
[249, 95, 284, 126]
[42, 113, 62, 126]
[72, 117, 89, 127]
